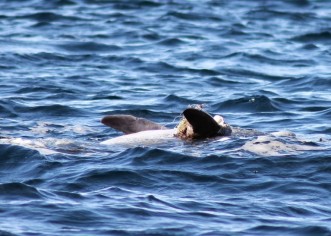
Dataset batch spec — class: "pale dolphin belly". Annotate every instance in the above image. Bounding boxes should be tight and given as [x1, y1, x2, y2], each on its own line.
[100, 129, 177, 146]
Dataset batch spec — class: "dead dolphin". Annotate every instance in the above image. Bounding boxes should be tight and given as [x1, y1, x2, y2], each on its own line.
[100, 107, 326, 156]
[100, 108, 232, 146]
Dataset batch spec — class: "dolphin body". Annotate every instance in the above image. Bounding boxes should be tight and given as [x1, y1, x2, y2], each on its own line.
[100, 108, 232, 146]
[100, 108, 327, 156]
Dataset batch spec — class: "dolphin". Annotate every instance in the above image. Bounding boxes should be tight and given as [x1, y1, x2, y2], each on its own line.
[100, 108, 232, 146]
[100, 107, 327, 156]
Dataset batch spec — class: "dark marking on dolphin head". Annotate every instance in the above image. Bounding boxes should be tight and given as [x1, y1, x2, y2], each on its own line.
[176, 108, 232, 139]
[182, 108, 221, 139]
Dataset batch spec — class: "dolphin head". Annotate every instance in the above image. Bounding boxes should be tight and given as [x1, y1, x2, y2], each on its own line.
[175, 108, 232, 139]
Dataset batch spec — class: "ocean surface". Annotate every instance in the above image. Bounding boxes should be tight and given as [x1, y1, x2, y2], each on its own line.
[0, 0, 331, 235]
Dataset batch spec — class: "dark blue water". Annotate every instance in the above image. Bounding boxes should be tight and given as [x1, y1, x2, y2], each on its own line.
[1, 0, 331, 235]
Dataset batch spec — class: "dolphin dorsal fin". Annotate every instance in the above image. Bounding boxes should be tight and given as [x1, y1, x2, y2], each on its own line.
[183, 108, 221, 138]
[101, 115, 167, 134]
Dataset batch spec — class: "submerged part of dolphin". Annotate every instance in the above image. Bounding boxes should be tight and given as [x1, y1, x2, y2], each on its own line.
[101, 108, 231, 146]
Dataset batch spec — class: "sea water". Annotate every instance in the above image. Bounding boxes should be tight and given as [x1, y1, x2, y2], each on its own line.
[0, 0, 331, 235]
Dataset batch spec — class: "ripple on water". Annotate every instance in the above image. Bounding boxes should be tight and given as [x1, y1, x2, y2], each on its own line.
[58, 42, 122, 53]
[214, 95, 282, 112]
[293, 31, 331, 43]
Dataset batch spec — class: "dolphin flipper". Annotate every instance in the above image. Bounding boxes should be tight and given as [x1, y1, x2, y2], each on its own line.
[101, 115, 167, 134]
[183, 108, 221, 138]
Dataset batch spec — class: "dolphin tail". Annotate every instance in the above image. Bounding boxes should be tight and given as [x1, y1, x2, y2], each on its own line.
[101, 115, 167, 134]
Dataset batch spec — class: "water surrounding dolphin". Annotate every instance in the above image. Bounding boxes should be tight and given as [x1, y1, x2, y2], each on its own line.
[0, 108, 326, 156]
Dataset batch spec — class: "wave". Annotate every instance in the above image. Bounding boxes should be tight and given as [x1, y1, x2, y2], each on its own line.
[157, 38, 185, 46]
[103, 0, 162, 9]
[0, 100, 19, 118]
[0, 182, 43, 200]
[0, 102, 84, 119]
[222, 68, 294, 82]
[25, 104, 84, 117]
[246, 225, 331, 236]
[162, 10, 222, 22]
[21, 12, 83, 23]
[163, 94, 201, 106]
[77, 168, 153, 188]
[225, 52, 316, 67]
[58, 42, 122, 53]
[0, 52, 91, 67]
[0, 144, 49, 189]
[137, 61, 220, 76]
[246, 8, 316, 22]
[214, 95, 282, 112]
[293, 31, 331, 42]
